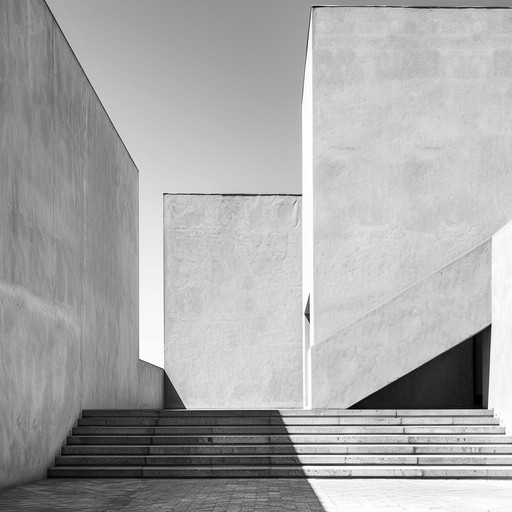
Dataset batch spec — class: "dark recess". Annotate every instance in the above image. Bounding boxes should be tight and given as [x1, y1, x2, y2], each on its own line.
[352, 326, 491, 410]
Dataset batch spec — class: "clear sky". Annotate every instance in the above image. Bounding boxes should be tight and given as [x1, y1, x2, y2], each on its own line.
[45, 0, 510, 367]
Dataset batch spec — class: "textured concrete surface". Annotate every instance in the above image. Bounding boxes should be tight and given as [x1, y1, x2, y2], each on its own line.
[0, 0, 163, 490]
[2, 478, 512, 511]
[164, 194, 302, 408]
[311, 240, 491, 408]
[306, 7, 512, 344]
[490, 219, 512, 434]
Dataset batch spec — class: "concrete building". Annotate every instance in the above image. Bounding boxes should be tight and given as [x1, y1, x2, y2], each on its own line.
[302, 6, 512, 421]
[5, 0, 512, 489]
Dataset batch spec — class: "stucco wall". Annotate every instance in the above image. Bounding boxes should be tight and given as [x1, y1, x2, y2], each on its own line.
[164, 194, 302, 408]
[489, 220, 512, 433]
[307, 7, 512, 345]
[311, 240, 491, 408]
[0, 0, 163, 490]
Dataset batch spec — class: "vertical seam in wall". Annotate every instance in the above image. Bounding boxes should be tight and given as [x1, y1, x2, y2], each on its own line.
[162, 197, 166, 377]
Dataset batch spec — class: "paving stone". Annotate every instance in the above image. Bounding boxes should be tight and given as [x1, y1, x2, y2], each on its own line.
[2, 478, 512, 511]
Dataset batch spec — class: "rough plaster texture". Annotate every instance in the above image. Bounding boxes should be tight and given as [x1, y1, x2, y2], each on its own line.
[311, 241, 491, 408]
[164, 194, 302, 409]
[306, 7, 512, 344]
[489, 220, 512, 434]
[0, 0, 163, 490]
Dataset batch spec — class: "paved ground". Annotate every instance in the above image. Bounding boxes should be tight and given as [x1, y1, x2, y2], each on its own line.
[1, 478, 512, 511]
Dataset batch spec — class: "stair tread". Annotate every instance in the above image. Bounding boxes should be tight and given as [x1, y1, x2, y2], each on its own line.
[57, 453, 512, 458]
[49, 464, 512, 470]
[82, 409, 495, 417]
[61, 443, 512, 448]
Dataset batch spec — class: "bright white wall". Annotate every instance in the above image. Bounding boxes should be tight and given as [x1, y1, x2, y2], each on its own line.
[302, 15, 313, 408]
[489, 220, 512, 432]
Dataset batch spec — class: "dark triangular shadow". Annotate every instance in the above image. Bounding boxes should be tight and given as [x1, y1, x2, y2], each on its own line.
[351, 326, 491, 409]
[163, 372, 185, 409]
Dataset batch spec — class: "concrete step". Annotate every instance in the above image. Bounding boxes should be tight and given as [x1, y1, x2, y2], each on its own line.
[71, 425, 506, 436]
[47, 464, 512, 479]
[396, 410, 494, 417]
[76, 416, 500, 427]
[399, 417, 499, 425]
[61, 443, 512, 456]
[51, 408, 512, 480]
[66, 434, 512, 445]
[54, 454, 512, 466]
[81, 409, 495, 418]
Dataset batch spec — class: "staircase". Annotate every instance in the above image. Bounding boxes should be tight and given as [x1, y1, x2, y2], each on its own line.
[48, 409, 512, 478]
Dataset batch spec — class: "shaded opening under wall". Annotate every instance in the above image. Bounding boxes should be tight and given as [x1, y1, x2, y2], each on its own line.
[352, 325, 491, 409]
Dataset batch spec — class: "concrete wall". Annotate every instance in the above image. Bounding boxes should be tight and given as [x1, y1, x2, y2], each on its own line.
[164, 194, 302, 408]
[0, 0, 163, 490]
[306, 7, 512, 346]
[489, 220, 512, 432]
[137, 360, 165, 408]
[311, 240, 491, 408]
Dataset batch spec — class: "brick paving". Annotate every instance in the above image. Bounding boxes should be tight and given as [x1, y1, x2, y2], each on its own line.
[1, 478, 512, 511]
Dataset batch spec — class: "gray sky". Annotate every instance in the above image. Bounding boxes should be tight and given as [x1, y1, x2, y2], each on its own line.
[45, 0, 511, 367]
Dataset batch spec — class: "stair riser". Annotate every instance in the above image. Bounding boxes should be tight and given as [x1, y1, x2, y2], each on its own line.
[54, 455, 512, 466]
[61, 444, 512, 456]
[71, 426, 506, 436]
[76, 417, 500, 427]
[47, 466, 512, 479]
[67, 435, 512, 445]
[81, 409, 495, 418]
